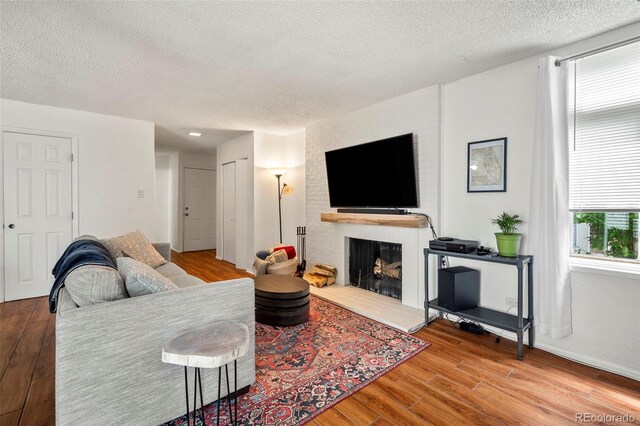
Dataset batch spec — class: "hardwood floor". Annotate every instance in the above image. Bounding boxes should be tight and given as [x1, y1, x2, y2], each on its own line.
[1, 249, 638, 425]
[171, 249, 254, 281]
[0, 297, 54, 425]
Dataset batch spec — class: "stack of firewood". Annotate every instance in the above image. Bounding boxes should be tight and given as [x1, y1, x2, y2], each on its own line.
[303, 263, 337, 288]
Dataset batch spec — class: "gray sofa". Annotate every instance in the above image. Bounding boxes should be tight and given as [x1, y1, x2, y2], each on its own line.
[55, 244, 255, 425]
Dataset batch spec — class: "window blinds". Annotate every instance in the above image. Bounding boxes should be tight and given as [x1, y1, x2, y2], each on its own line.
[568, 41, 640, 212]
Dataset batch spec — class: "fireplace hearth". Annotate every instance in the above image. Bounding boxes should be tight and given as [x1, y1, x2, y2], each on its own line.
[348, 238, 402, 300]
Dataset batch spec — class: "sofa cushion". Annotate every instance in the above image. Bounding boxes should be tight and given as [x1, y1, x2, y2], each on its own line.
[64, 265, 128, 307]
[155, 262, 187, 278]
[117, 257, 177, 297]
[73, 234, 99, 243]
[101, 231, 167, 268]
[170, 274, 206, 288]
[57, 287, 79, 313]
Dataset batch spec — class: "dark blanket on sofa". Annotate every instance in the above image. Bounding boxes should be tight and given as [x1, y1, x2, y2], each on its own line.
[49, 239, 117, 313]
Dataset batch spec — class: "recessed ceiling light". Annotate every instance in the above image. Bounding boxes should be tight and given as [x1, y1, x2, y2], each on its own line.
[188, 132, 202, 137]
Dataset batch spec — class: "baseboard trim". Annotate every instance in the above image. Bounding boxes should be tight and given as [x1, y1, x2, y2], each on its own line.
[533, 341, 640, 381]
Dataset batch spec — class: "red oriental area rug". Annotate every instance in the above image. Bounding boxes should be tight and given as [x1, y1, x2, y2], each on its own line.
[166, 296, 429, 425]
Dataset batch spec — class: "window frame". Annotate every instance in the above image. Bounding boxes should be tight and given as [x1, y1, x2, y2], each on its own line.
[566, 41, 640, 270]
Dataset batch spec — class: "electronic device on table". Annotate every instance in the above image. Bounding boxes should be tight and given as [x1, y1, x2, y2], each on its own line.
[428, 237, 479, 253]
[324, 133, 418, 214]
[476, 246, 492, 256]
[438, 266, 479, 311]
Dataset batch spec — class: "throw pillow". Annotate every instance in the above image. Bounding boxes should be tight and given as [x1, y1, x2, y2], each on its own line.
[272, 245, 296, 259]
[101, 231, 167, 268]
[64, 265, 128, 307]
[265, 249, 288, 264]
[267, 257, 297, 275]
[253, 257, 270, 275]
[256, 250, 270, 260]
[117, 257, 177, 297]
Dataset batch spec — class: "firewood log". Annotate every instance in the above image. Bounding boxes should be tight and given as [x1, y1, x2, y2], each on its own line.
[314, 263, 337, 276]
[308, 266, 335, 277]
[303, 273, 328, 288]
[374, 258, 401, 279]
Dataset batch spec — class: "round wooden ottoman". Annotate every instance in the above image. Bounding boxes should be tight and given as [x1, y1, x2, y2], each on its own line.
[253, 275, 310, 326]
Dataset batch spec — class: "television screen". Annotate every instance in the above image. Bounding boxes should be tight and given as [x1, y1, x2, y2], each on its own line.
[325, 133, 418, 208]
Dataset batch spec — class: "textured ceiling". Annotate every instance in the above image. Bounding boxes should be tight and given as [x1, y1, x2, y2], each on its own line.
[155, 126, 248, 153]
[2, 1, 640, 152]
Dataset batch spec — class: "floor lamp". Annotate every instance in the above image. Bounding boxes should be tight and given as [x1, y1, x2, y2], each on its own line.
[272, 169, 294, 244]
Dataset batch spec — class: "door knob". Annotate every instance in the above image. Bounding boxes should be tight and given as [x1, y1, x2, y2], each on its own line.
[185, 213, 189, 217]
[185, 207, 189, 210]
[8, 224, 15, 229]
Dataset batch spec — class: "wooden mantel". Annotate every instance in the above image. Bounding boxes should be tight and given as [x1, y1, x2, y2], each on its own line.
[320, 212, 428, 228]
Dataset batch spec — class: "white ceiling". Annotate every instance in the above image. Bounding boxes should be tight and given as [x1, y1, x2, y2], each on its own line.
[2, 1, 639, 152]
[155, 125, 248, 153]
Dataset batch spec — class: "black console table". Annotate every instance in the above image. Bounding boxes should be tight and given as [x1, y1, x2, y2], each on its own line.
[423, 248, 534, 360]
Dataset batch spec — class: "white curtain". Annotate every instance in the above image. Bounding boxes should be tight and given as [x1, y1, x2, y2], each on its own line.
[528, 56, 572, 339]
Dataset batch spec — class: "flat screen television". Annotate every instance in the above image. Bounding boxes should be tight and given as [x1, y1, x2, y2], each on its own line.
[325, 133, 418, 208]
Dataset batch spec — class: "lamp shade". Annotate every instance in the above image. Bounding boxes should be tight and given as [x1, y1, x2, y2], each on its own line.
[271, 168, 287, 176]
[282, 184, 294, 196]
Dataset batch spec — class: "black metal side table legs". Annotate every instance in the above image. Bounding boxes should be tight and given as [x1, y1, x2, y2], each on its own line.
[183, 363, 239, 426]
[163, 322, 249, 426]
[184, 366, 205, 426]
[215, 360, 238, 426]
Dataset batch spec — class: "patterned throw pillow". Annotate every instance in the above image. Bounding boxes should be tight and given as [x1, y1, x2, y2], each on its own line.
[265, 249, 288, 264]
[101, 231, 167, 268]
[253, 257, 270, 275]
[117, 257, 177, 297]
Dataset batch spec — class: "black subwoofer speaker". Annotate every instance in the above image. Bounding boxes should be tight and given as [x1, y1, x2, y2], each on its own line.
[437, 266, 479, 311]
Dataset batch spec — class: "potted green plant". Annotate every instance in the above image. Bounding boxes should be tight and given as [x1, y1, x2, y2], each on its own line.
[491, 212, 525, 257]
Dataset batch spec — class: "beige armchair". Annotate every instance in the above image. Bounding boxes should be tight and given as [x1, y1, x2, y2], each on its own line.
[254, 252, 298, 275]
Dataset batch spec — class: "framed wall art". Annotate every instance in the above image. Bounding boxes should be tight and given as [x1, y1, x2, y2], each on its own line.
[467, 137, 507, 192]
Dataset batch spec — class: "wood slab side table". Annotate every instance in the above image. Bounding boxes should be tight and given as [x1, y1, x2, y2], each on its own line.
[162, 322, 249, 425]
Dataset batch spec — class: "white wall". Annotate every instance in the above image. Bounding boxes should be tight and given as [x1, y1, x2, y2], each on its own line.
[0, 99, 155, 302]
[154, 153, 170, 243]
[282, 130, 306, 248]
[443, 22, 640, 379]
[216, 133, 254, 270]
[253, 130, 305, 251]
[305, 85, 442, 309]
[0, 99, 156, 237]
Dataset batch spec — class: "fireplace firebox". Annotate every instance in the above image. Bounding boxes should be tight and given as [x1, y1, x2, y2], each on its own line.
[348, 238, 402, 300]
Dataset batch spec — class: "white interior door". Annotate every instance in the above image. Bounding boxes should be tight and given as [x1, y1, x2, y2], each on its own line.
[3, 131, 73, 301]
[222, 162, 236, 264]
[183, 167, 216, 252]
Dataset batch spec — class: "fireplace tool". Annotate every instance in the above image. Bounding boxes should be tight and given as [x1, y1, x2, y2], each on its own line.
[296, 226, 307, 276]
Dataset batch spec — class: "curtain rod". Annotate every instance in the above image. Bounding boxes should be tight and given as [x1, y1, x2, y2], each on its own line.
[554, 34, 640, 66]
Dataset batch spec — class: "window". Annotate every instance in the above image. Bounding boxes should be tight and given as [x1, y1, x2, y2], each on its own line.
[568, 41, 640, 263]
